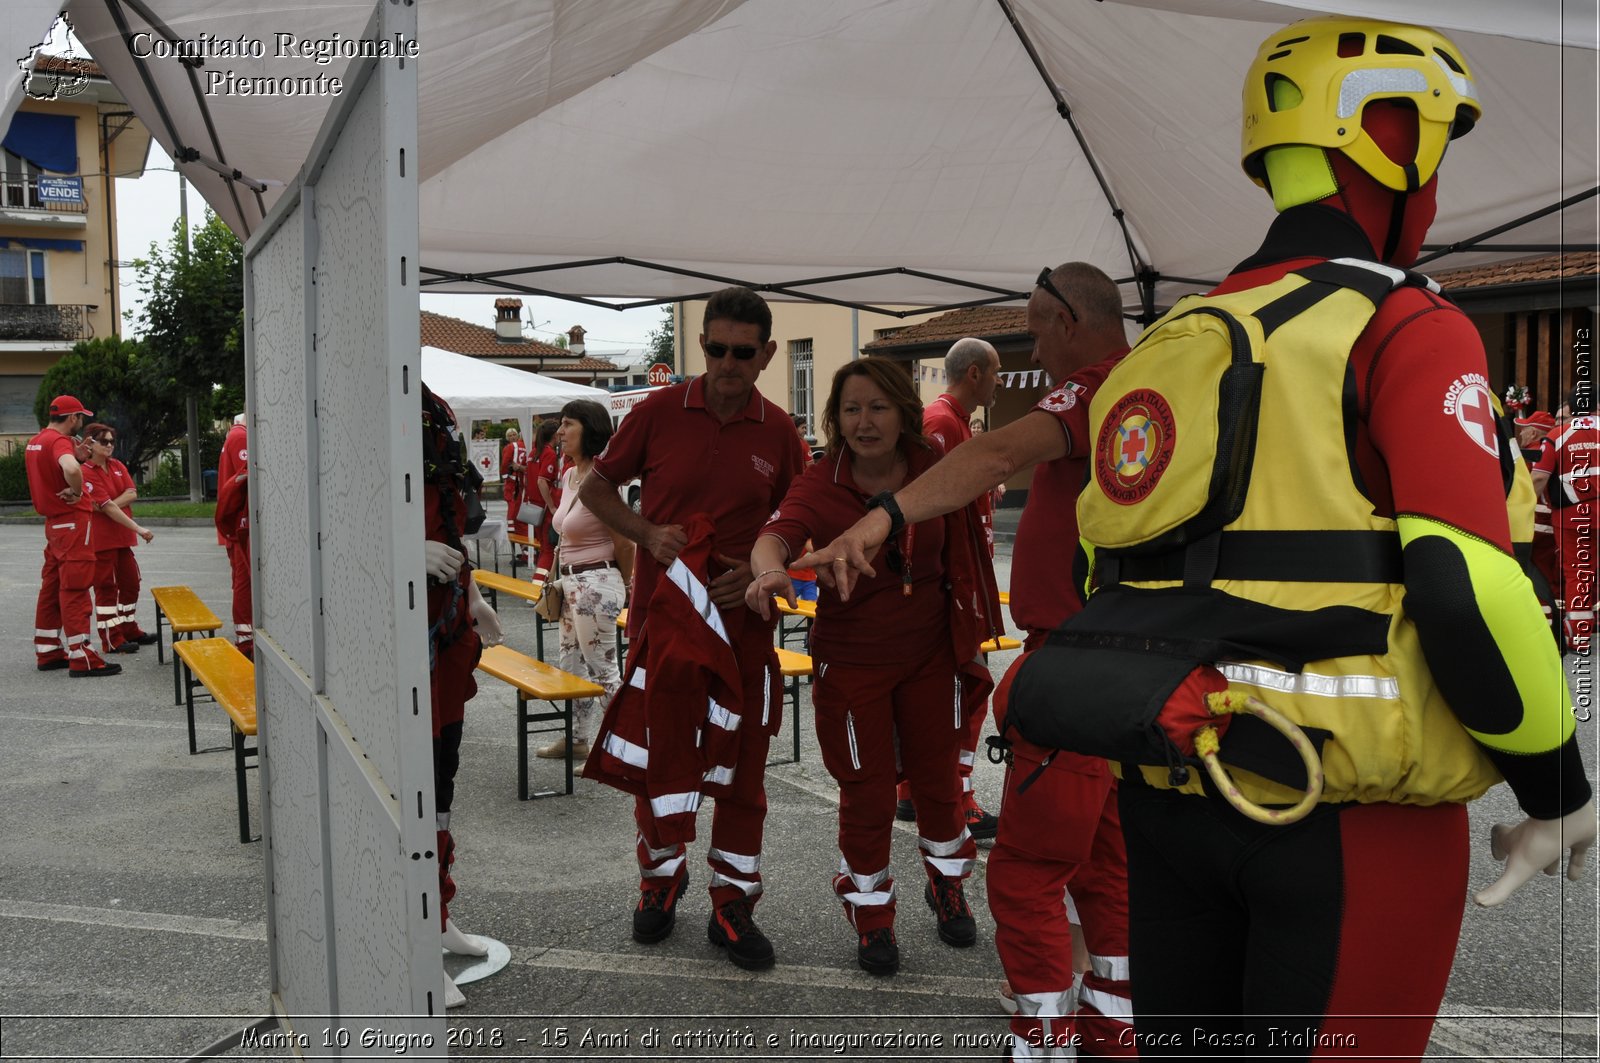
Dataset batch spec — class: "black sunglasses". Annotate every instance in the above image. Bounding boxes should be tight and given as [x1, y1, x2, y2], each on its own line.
[704, 341, 760, 361]
[1035, 267, 1080, 322]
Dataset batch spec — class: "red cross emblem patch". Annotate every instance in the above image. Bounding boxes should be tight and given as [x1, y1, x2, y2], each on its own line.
[1095, 389, 1177, 505]
[1443, 376, 1500, 458]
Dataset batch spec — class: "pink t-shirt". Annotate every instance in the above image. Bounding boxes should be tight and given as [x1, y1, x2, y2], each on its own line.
[551, 466, 618, 566]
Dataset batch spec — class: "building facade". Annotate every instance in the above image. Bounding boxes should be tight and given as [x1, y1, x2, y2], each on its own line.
[1, 55, 150, 446]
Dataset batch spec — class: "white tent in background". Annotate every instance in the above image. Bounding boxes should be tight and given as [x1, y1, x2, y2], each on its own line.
[419, 344, 606, 443]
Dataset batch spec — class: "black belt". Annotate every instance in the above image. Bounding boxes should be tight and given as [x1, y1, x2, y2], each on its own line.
[1103, 530, 1404, 585]
[561, 560, 618, 576]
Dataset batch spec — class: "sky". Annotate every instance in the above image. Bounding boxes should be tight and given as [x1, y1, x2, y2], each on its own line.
[114, 142, 668, 353]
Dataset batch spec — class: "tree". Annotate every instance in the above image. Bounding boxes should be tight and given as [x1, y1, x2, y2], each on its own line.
[648, 305, 675, 368]
[129, 208, 244, 499]
[131, 210, 245, 393]
[34, 336, 189, 477]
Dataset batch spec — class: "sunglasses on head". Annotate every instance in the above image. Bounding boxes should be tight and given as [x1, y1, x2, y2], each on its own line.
[1035, 267, 1080, 322]
[704, 341, 760, 361]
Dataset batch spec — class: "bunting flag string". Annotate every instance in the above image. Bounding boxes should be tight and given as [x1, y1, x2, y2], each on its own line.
[911, 365, 1047, 389]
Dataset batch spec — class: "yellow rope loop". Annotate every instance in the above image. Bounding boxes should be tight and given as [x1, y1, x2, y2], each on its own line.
[1196, 693, 1324, 825]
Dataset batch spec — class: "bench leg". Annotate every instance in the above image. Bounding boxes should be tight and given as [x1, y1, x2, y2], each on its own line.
[233, 727, 256, 844]
[172, 636, 183, 706]
[535, 615, 546, 662]
[184, 659, 199, 755]
[791, 675, 802, 763]
[155, 607, 167, 665]
[561, 699, 574, 796]
[517, 693, 530, 801]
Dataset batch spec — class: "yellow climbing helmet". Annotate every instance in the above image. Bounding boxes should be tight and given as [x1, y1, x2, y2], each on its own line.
[1241, 17, 1481, 194]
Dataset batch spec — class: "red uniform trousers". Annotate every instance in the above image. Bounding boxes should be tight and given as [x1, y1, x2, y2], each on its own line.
[992, 748, 1133, 1058]
[35, 516, 106, 672]
[92, 547, 140, 653]
[992, 647, 1134, 1059]
[532, 512, 555, 581]
[225, 531, 253, 656]
[634, 627, 777, 910]
[814, 643, 975, 933]
[1555, 505, 1595, 655]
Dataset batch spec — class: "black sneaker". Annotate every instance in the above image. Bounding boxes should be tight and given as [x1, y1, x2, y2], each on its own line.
[924, 877, 976, 948]
[895, 799, 917, 822]
[965, 801, 999, 841]
[110, 642, 140, 654]
[69, 661, 123, 679]
[708, 900, 775, 970]
[36, 659, 69, 672]
[632, 874, 687, 944]
[132, 631, 161, 646]
[857, 927, 899, 976]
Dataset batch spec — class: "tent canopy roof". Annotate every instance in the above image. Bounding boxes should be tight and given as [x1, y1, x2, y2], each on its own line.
[15, 0, 1596, 314]
[420, 346, 607, 422]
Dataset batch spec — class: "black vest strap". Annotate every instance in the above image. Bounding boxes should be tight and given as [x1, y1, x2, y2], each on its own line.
[1109, 529, 1404, 585]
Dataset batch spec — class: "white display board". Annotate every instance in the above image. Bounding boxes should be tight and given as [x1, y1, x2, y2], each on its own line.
[243, 0, 443, 1048]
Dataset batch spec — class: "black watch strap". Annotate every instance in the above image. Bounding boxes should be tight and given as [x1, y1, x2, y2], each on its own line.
[865, 491, 905, 538]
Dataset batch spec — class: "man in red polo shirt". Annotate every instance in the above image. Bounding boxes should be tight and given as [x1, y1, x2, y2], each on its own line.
[580, 286, 807, 971]
[27, 395, 120, 677]
[901, 336, 1003, 838]
[797, 262, 1135, 1057]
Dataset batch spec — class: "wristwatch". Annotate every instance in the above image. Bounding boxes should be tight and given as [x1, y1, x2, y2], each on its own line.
[865, 491, 905, 538]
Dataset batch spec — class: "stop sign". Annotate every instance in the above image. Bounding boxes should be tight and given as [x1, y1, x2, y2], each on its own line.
[647, 363, 672, 387]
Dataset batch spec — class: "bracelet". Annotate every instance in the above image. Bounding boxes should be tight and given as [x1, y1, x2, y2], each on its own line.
[755, 568, 788, 582]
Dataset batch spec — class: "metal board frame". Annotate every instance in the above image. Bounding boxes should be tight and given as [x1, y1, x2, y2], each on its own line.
[241, 0, 442, 1047]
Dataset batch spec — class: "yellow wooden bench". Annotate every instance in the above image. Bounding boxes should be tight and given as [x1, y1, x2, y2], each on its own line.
[172, 637, 259, 843]
[476, 644, 604, 800]
[614, 608, 629, 668]
[150, 586, 224, 707]
[774, 595, 816, 650]
[472, 569, 550, 660]
[980, 635, 1023, 654]
[770, 647, 813, 766]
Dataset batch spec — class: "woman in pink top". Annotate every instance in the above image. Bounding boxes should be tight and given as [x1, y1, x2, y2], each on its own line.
[543, 399, 635, 759]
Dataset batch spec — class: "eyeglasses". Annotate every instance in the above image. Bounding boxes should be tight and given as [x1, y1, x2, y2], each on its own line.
[704, 342, 759, 361]
[96, 438, 114, 446]
[1035, 268, 1080, 323]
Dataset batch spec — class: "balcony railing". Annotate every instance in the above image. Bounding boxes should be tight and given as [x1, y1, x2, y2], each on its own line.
[0, 175, 89, 214]
[0, 303, 92, 342]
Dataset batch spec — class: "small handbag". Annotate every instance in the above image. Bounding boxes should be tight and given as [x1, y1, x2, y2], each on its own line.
[516, 500, 546, 526]
[535, 547, 563, 622]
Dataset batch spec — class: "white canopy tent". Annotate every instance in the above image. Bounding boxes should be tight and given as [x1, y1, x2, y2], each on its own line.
[8, 0, 1595, 318]
[420, 344, 606, 443]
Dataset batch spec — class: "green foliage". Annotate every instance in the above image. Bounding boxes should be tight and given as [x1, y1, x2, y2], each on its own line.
[0, 440, 28, 501]
[129, 211, 245, 398]
[33, 336, 189, 476]
[142, 452, 188, 496]
[132, 500, 216, 519]
[648, 305, 675, 367]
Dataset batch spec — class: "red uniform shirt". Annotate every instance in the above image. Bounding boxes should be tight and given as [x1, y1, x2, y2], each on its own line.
[924, 393, 993, 554]
[763, 446, 948, 666]
[218, 423, 248, 484]
[1535, 415, 1599, 509]
[85, 461, 137, 549]
[593, 376, 806, 637]
[1010, 350, 1128, 639]
[26, 428, 90, 519]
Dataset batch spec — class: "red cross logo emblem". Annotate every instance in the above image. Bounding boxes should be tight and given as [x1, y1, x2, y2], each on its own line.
[1121, 427, 1147, 466]
[1454, 383, 1500, 458]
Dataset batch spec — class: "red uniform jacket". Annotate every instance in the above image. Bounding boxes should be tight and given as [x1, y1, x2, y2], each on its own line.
[584, 515, 753, 844]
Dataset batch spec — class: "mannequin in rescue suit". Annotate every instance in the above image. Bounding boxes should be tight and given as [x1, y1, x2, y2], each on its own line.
[420, 381, 505, 1005]
[1002, 18, 1593, 1057]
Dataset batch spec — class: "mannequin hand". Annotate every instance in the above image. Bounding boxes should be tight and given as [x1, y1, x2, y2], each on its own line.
[424, 541, 465, 583]
[1475, 799, 1596, 907]
[469, 591, 502, 647]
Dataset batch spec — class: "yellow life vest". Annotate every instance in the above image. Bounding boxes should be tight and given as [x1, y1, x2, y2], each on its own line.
[1073, 260, 1504, 807]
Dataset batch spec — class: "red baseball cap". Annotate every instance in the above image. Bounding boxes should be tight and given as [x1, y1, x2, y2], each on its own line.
[1514, 410, 1555, 430]
[48, 395, 93, 418]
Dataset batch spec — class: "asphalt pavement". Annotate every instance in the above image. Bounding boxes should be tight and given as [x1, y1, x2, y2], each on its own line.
[0, 511, 1594, 1061]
